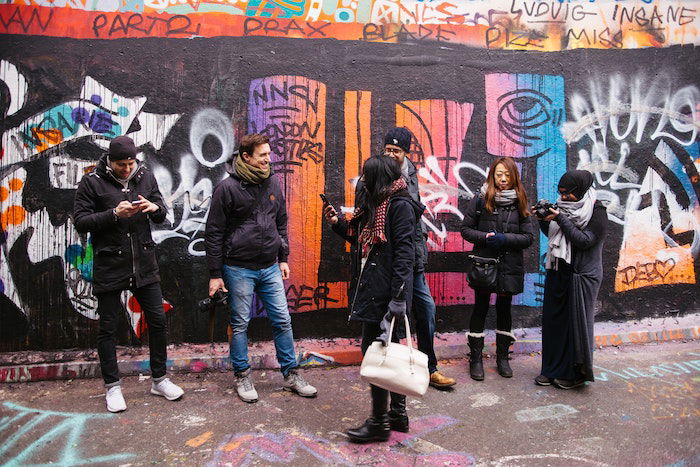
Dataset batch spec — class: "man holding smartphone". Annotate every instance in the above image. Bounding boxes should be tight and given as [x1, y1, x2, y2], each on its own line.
[74, 135, 184, 412]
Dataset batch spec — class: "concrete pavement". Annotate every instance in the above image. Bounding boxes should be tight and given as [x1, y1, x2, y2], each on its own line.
[1, 340, 699, 466]
[1, 313, 698, 384]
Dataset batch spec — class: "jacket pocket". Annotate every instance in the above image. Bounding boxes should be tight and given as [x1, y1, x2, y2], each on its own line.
[95, 246, 125, 279]
[139, 241, 159, 276]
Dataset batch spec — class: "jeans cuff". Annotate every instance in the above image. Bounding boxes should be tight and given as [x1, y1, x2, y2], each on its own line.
[104, 380, 121, 389]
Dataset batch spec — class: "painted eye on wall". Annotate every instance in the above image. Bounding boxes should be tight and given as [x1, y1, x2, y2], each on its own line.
[497, 90, 555, 147]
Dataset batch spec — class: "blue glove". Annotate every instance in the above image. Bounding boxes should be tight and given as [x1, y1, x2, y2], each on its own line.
[485, 232, 505, 249]
[377, 300, 406, 346]
[387, 299, 406, 317]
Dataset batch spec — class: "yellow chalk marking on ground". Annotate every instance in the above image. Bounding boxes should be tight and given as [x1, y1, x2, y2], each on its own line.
[186, 431, 213, 448]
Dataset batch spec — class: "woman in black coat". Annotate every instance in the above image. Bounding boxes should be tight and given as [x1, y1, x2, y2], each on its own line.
[535, 170, 607, 389]
[323, 156, 423, 443]
[460, 157, 534, 380]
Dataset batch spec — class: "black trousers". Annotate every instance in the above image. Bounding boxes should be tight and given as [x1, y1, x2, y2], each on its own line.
[96, 282, 168, 385]
[469, 291, 513, 333]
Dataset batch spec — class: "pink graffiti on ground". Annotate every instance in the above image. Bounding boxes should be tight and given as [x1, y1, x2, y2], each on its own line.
[209, 415, 474, 466]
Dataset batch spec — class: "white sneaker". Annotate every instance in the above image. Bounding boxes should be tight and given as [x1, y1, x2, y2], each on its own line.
[105, 386, 126, 413]
[283, 369, 317, 398]
[235, 368, 258, 403]
[151, 378, 184, 401]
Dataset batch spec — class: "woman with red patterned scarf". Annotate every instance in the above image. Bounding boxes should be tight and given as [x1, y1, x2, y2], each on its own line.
[323, 155, 424, 443]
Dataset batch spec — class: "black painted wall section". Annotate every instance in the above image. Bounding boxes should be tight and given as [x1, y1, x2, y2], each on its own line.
[0, 36, 698, 351]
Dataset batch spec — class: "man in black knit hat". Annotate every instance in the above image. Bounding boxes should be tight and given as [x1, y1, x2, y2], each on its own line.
[382, 127, 457, 391]
[74, 135, 184, 412]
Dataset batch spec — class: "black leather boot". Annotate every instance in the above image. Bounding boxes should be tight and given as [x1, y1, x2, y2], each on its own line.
[496, 331, 515, 378]
[388, 392, 408, 432]
[346, 385, 391, 443]
[468, 334, 485, 381]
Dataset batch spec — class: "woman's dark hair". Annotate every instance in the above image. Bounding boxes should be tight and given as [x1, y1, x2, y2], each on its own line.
[356, 156, 402, 228]
[484, 157, 530, 217]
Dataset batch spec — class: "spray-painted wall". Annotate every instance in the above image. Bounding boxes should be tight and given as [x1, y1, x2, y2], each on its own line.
[1, 0, 698, 351]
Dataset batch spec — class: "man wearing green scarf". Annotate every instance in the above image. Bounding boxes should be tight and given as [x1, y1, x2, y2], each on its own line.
[205, 133, 317, 403]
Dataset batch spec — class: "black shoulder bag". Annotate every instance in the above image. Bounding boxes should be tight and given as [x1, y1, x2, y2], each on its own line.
[466, 196, 499, 290]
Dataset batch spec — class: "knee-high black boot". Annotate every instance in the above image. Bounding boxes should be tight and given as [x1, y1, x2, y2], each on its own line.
[496, 331, 515, 378]
[346, 385, 391, 443]
[467, 333, 485, 381]
[388, 392, 408, 432]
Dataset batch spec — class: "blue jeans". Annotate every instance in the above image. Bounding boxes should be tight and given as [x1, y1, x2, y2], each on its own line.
[222, 264, 298, 377]
[413, 272, 438, 373]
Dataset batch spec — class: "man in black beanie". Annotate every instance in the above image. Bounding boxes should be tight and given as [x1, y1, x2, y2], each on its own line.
[382, 127, 456, 390]
[73, 135, 184, 412]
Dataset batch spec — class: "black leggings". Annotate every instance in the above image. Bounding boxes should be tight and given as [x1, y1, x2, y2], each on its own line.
[469, 291, 513, 333]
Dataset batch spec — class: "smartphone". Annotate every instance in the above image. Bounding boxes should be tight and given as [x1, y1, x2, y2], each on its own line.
[319, 194, 336, 213]
[131, 200, 144, 205]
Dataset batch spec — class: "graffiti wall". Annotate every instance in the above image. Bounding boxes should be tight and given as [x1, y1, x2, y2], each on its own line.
[0, 0, 698, 351]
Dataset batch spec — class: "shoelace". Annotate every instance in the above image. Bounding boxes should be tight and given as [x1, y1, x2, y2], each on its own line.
[291, 374, 307, 388]
[240, 377, 254, 391]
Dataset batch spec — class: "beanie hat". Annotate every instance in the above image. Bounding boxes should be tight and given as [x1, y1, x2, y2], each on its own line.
[384, 127, 412, 153]
[108, 136, 137, 160]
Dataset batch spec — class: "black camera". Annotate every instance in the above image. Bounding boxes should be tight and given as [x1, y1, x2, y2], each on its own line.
[198, 289, 228, 312]
[533, 199, 558, 218]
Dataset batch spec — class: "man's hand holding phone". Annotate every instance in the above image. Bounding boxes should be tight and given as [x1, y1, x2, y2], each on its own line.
[320, 194, 339, 225]
[115, 196, 158, 218]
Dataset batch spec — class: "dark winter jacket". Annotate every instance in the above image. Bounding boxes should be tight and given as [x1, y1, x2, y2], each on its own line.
[332, 195, 422, 323]
[204, 158, 289, 279]
[355, 158, 428, 273]
[460, 195, 534, 294]
[73, 155, 167, 294]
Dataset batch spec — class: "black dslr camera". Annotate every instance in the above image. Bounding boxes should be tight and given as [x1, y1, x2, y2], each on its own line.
[533, 199, 558, 218]
[198, 289, 228, 312]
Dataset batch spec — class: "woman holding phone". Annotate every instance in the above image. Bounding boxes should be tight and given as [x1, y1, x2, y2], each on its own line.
[460, 157, 533, 381]
[322, 156, 423, 443]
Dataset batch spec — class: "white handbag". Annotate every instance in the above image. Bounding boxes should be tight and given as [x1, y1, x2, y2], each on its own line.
[359, 314, 430, 397]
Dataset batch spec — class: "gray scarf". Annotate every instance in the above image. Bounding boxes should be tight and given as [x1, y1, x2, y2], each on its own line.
[545, 189, 597, 270]
[480, 184, 517, 206]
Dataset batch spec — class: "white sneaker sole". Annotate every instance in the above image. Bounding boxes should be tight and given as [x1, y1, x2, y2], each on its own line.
[107, 404, 126, 413]
[283, 386, 317, 398]
[238, 394, 258, 403]
[150, 388, 184, 401]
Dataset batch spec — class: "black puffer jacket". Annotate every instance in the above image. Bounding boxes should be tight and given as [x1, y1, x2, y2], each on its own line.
[332, 195, 422, 323]
[205, 158, 289, 278]
[460, 196, 534, 294]
[355, 158, 428, 273]
[73, 155, 167, 294]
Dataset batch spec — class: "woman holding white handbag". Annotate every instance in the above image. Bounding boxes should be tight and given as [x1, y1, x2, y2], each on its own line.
[323, 156, 423, 443]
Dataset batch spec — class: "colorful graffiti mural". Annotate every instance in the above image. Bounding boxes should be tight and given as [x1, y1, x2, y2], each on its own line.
[0, 0, 698, 351]
[0, 0, 698, 50]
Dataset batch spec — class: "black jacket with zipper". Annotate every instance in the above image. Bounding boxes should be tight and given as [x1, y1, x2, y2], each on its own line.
[355, 158, 428, 273]
[332, 194, 422, 323]
[73, 155, 167, 294]
[460, 195, 534, 294]
[204, 158, 289, 279]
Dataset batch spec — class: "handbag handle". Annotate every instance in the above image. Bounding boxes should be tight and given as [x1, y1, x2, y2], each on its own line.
[385, 314, 417, 372]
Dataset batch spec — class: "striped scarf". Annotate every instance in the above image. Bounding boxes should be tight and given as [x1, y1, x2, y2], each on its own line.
[349, 178, 408, 247]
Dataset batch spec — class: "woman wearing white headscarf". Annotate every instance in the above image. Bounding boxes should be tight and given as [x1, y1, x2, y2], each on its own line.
[534, 170, 607, 389]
